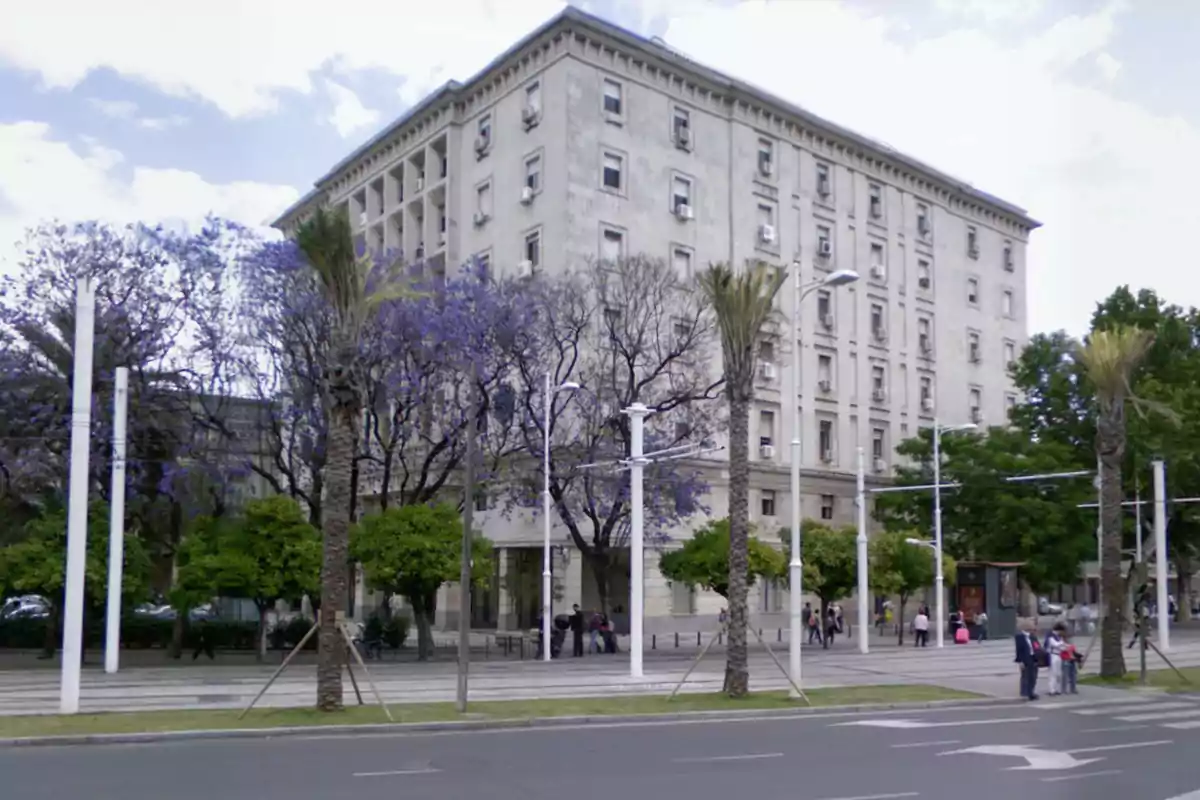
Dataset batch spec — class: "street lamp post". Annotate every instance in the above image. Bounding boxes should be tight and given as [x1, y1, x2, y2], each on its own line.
[789, 264, 858, 696]
[932, 419, 976, 648]
[542, 372, 580, 662]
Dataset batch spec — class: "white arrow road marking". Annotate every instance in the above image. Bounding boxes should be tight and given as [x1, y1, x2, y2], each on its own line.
[834, 717, 1038, 729]
[1064, 740, 1173, 754]
[938, 745, 1102, 771]
[1039, 769, 1124, 783]
[353, 769, 441, 777]
[1164, 720, 1200, 729]
[671, 753, 783, 763]
[1161, 790, 1200, 800]
[891, 739, 961, 748]
[1116, 708, 1200, 722]
[810, 793, 920, 800]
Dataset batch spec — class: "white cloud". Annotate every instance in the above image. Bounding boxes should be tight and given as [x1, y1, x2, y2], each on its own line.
[1, 0, 569, 118]
[324, 80, 379, 138]
[932, 0, 1046, 25]
[0, 121, 299, 267]
[88, 97, 189, 130]
[653, 1, 1200, 335]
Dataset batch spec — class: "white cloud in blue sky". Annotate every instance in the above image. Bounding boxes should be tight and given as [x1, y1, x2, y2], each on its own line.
[0, 0, 1197, 334]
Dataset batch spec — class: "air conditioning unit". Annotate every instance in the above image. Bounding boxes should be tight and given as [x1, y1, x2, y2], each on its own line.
[818, 239, 833, 257]
[520, 186, 534, 205]
[474, 135, 490, 155]
[820, 449, 834, 464]
[473, 211, 489, 226]
[969, 349, 981, 364]
[921, 397, 934, 413]
[818, 379, 832, 393]
[415, 243, 425, 260]
[1004, 250, 1015, 271]
[918, 217, 930, 236]
[873, 327, 888, 343]
[918, 277, 931, 289]
[821, 314, 834, 330]
[870, 265, 886, 280]
[415, 176, 425, 192]
[759, 159, 774, 177]
[516, 259, 534, 279]
[919, 338, 932, 355]
[675, 127, 692, 149]
[675, 204, 694, 221]
[968, 245, 980, 259]
[817, 178, 830, 198]
[438, 230, 447, 246]
[873, 458, 887, 473]
[758, 224, 776, 244]
[872, 388, 887, 402]
[760, 444, 776, 459]
[522, 105, 539, 126]
[870, 200, 882, 219]
[970, 408, 982, 423]
[759, 362, 777, 381]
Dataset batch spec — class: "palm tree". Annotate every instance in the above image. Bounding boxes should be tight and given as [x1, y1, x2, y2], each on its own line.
[697, 261, 786, 697]
[1075, 325, 1171, 678]
[295, 208, 404, 711]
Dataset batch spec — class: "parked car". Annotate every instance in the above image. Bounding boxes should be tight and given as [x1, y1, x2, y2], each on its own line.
[1037, 597, 1065, 616]
[131, 602, 216, 622]
[1, 595, 49, 621]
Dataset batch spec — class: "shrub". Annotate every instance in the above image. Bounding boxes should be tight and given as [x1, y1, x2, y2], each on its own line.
[382, 616, 409, 649]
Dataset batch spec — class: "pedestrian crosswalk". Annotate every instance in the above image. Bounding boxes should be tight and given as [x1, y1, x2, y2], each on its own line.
[1043, 696, 1200, 730]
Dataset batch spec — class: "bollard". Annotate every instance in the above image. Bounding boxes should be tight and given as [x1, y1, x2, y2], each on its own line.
[520, 637, 525, 660]
[777, 627, 782, 642]
[652, 634, 657, 650]
[718, 632, 723, 645]
[675, 632, 679, 648]
[697, 631, 702, 646]
[758, 628, 762, 640]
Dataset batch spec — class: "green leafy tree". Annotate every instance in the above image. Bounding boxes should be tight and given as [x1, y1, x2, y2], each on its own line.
[659, 518, 786, 600]
[781, 521, 857, 616]
[873, 426, 1095, 593]
[698, 260, 786, 698]
[869, 530, 956, 644]
[175, 495, 321, 660]
[0, 502, 150, 656]
[351, 503, 492, 661]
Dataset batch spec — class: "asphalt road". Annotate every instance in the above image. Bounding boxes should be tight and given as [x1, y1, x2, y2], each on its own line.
[5, 700, 1200, 800]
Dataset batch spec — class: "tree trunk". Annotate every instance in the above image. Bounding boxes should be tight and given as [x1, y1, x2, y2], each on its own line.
[257, 605, 269, 663]
[1177, 555, 1192, 623]
[41, 605, 59, 659]
[1097, 410, 1128, 678]
[316, 400, 356, 710]
[723, 391, 751, 698]
[590, 552, 611, 615]
[896, 595, 907, 645]
[411, 592, 436, 661]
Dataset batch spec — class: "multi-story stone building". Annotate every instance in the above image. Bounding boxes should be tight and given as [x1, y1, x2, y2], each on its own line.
[275, 8, 1039, 633]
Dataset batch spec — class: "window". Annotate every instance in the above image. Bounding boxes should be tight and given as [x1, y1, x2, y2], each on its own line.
[674, 419, 692, 440]
[870, 303, 885, 339]
[525, 82, 542, 114]
[761, 489, 776, 517]
[601, 227, 624, 263]
[868, 184, 883, 219]
[671, 579, 695, 615]
[524, 154, 541, 192]
[1003, 241, 1014, 271]
[967, 278, 979, 305]
[969, 387, 982, 412]
[871, 365, 886, 396]
[818, 419, 834, 460]
[672, 246, 693, 281]
[816, 290, 832, 324]
[816, 162, 831, 198]
[919, 376, 933, 408]
[1006, 394, 1018, 413]
[523, 230, 541, 269]
[476, 252, 491, 280]
[672, 175, 692, 212]
[817, 225, 832, 257]
[870, 243, 885, 276]
[968, 332, 981, 363]
[476, 115, 492, 153]
[917, 203, 931, 236]
[757, 203, 775, 228]
[817, 354, 832, 388]
[1002, 290, 1014, 318]
[757, 138, 774, 177]
[473, 489, 489, 512]
[872, 428, 885, 460]
[759, 409, 775, 448]
[918, 318, 932, 353]
[917, 260, 931, 289]
[602, 78, 623, 116]
[967, 226, 979, 258]
[820, 494, 835, 520]
[672, 106, 691, 148]
[602, 152, 623, 191]
[1004, 341, 1016, 368]
[475, 182, 492, 220]
[760, 340, 776, 364]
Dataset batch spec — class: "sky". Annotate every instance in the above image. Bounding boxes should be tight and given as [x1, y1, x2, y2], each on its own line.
[1, 0, 1196, 336]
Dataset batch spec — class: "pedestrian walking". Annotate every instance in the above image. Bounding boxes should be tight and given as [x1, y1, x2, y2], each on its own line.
[804, 603, 822, 645]
[913, 608, 929, 647]
[191, 618, 215, 661]
[976, 610, 989, 641]
[569, 604, 585, 657]
[823, 607, 838, 649]
[588, 610, 604, 654]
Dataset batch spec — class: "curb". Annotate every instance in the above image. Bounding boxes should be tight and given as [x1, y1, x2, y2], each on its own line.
[0, 696, 1023, 749]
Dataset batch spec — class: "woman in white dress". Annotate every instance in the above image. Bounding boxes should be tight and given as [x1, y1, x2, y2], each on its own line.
[1046, 623, 1067, 695]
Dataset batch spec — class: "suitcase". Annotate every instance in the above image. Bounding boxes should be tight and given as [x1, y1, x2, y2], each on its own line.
[955, 627, 970, 645]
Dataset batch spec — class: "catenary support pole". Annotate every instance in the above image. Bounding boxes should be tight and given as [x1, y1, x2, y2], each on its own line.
[104, 367, 129, 675]
[1153, 459, 1170, 651]
[624, 403, 651, 679]
[932, 421, 945, 649]
[541, 372, 553, 663]
[456, 363, 477, 713]
[61, 276, 96, 714]
[788, 266, 804, 696]
[856, 446, 869, 655]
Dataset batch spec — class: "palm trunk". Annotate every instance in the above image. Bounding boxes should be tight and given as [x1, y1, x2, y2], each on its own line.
[724, 391, 751, 697]
[317, 401, 356, 710]
[1097, 411, 1128, 678]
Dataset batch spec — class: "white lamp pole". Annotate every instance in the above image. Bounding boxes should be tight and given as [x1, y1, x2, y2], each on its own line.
[855, 446, 869, 655]
[104, 366, 129, 674]
[1153, 459, 1169, 650]
[61, 276, 97, 714]
[789, 265, 857, 696]
[542, 372, 579, 662]
[624, 402, 651, 678]
[931, 419, 976, 649]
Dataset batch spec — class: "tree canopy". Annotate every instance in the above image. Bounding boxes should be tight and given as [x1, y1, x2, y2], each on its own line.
[658, 518, 786, 599]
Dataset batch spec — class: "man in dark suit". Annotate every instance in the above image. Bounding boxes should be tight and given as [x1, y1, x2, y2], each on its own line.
[1014, 621, 1039, 700]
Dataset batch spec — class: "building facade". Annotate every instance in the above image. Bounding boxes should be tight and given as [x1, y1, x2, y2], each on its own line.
[276, 8, 1040, 632]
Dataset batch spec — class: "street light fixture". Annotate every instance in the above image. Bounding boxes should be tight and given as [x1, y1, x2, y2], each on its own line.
[932, 420, 976, 648]
[790, 264, 859, 696]
[542, 373, 580, 662]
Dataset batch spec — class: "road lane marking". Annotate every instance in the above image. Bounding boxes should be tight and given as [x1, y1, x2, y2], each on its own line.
[891, 740, 961, 749]
[1164, 720, 1200, 729]
[835, 716, 1039, 729]
[1064, 740, 1173, 755]
[1039, 769, 1123, 783]
[1039, 697, 1152, 709]
[1072, 702, 1194, 715]
[353, 769, 440, 777]
[1078, 724, 1150, 733]
[1116, 708, 1200, 722]
[1161, 790, 1200, 800]
[672, 752, 783, 763]
[810, 793, 920, 800]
